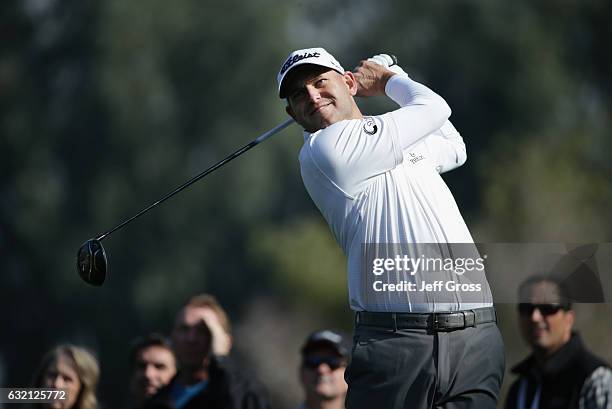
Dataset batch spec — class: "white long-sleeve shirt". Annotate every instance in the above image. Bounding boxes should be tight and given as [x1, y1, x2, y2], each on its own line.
[299, 75, 493, 312]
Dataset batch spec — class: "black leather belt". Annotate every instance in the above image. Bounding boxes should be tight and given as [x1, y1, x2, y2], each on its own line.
[355, 307, 496, 331]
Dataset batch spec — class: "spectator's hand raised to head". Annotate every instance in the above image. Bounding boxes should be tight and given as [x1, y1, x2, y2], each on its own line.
[200, 308, 232, 357]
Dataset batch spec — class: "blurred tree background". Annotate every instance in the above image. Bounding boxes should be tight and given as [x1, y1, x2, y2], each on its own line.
[1, 0, 611, 408]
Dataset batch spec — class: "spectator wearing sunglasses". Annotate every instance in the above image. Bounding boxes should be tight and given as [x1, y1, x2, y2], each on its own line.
[505, 275, 612, 409]
[298, 330, 349, 409]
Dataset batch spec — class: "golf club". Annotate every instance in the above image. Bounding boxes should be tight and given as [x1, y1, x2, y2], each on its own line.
[77, 118, 295, 286]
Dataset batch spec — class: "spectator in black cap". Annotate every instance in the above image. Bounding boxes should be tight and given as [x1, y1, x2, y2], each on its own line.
[298, 330, 349, 409]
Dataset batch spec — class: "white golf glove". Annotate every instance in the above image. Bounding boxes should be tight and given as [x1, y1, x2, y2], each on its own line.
[367, 53, 408, 77]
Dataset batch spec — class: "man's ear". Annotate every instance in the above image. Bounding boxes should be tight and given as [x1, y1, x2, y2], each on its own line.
[286, 104, 296, 120]
[343, 71, 358, 96]
[566, 310, 575, 329]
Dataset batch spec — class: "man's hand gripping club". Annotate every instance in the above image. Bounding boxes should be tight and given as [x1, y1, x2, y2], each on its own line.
[353, 54, 407, 97]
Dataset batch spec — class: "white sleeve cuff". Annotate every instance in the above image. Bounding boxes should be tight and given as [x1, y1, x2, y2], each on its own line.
[385, 75, 440, 107]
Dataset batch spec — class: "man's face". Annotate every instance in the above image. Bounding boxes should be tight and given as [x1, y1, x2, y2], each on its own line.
[519, 281, 574, 355]
[130, 345, 176, 403]
[171, 306, 215, 369]
[285, 65, 358, 133]
[299, 345, 348, 402]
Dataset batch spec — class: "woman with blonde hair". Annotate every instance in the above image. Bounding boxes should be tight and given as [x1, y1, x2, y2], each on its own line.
[32, 344, 100, 409]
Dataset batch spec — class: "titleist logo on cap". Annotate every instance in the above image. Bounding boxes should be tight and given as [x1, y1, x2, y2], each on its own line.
[277, 47, 345, 98]
[280, 51, 321, 75]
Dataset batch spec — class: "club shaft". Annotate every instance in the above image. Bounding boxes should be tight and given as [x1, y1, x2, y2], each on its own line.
[96, 118, 295, 241]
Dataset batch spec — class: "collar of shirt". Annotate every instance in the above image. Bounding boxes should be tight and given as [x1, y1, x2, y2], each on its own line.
[170, 379, 209, 409]
[512, 332, 583, 377]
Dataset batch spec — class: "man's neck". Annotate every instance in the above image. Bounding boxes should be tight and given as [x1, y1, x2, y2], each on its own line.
[349, 101, 363, 121]
[304, 396, 344, 409]
[533, 343, 568, 365]
[533, 332, 573, 365]
[178, 367, 209, 385]
[307, 108, 363, 133]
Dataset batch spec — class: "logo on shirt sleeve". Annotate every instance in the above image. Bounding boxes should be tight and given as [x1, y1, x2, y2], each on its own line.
[363, 117, 378, 135]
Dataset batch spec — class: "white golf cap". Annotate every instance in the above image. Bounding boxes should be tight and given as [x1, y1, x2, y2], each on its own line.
[277, 47, 345, 98]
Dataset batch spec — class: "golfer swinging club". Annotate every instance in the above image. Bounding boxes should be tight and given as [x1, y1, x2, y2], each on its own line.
[277, 48, 504, 408]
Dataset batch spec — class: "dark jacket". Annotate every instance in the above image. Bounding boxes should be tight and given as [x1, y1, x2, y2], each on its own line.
[142, 357, 270, 409]
[505, 332, 611, 409]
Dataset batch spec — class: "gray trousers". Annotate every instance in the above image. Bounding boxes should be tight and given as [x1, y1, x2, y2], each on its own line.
[345, 322, 505, 409]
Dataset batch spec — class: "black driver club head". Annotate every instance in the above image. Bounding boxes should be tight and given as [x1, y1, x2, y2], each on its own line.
[77, 239, 107, 286]
[74, 120, 295, 287]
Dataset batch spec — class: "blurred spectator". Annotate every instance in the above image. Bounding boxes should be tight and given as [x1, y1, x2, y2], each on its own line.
[505, 275, 612, 409]
[298, 330, 348, 409]
[129, 333, 177, 408]
[143, 293, 269, 409]
[32, 344, 100, 409]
